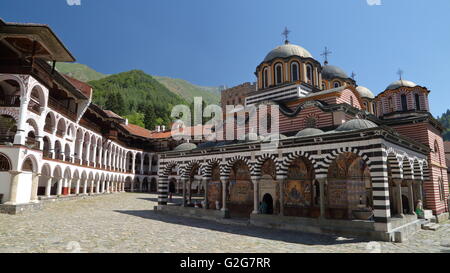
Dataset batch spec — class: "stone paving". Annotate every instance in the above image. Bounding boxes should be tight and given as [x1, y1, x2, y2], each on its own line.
[0, 193, 449, 253]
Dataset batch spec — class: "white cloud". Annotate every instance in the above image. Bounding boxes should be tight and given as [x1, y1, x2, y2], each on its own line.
[66, 0, 81, 6]
[367, 0, 382, 6]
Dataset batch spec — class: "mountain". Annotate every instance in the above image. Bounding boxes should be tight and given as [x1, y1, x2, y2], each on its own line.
[55, 62, 108, 82]
[56, 62, 221, 104]
[153, 76, 221, 105]
[88, 70, 187, 130]
[437, 110, 450, 141]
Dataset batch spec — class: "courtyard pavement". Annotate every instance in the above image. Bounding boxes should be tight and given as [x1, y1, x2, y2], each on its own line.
[0, 193, 449, 253]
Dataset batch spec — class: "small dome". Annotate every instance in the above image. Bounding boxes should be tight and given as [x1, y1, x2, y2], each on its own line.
[174, 142, 197, 151]
[295, 128, 324, 137]
[386, 80, 417, 90]
[356, 86, 375, 99]
[322, 65, 349, 80]
[264, 43, 313, 62]
[241, 133, 263, 142]
[262, 133, 287, 142]
[335, 119, 378, 132]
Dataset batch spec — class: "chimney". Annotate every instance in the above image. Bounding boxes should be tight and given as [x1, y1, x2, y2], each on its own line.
[156, 125, 161, 132]
[162, 125, 166, 131]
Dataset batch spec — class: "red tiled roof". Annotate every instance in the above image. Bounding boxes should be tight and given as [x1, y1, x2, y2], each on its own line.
[104, 110, 124, 120]
[63, 75, 92, 98]
[121, 123, 154, 139]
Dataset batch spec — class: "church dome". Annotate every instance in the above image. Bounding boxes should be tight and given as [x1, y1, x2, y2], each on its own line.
[174, 142, 197, 152]
[295, 128, 324, 137]
[335, 119, 378, 132]
[264, 43, 313, 62]
[322, 65, 349, 80]
[356, 86, 375, 99]
[386, 80, 417, 90]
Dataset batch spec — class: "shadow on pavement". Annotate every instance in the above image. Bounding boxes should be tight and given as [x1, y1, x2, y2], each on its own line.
[114, 209, 366, 246]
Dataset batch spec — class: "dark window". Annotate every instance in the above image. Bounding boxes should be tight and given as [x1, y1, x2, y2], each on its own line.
[263, 68, 268, 88]
[401, 94, 408, 111]
[0, 154, 11, 171]
[306, 65, 313, 83]
[276, 64, 283, 85]
[415, 94, 421, 110]
[291, 62, 299, 82]
[305, 117, 317, 128]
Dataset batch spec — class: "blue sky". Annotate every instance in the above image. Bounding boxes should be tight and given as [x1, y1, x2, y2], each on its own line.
[1, 0, 450, 116]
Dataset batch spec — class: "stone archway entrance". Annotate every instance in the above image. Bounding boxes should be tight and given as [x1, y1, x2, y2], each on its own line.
[262, 193, 274, 214]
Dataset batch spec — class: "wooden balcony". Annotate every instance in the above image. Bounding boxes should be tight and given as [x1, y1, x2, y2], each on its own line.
[48, 97, 77, 121]
[0, 95, 20, 107]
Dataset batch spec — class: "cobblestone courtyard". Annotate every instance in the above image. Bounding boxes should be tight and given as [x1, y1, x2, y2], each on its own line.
[0, 193, 449, 253]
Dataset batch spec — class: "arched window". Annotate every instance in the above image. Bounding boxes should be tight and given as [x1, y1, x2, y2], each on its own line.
[306, 64, 313, 84]
[401, 94, 408, 111]
[373, 102, 377, 116]
[22, 158, 34, 172]
[388, 96, 394, 112]
[333, 81, 341, 88]
[291, 62, 299, 82]
[0, 115, 17, 143]
[322, 82, 326, 90]
[415, 93, 421, 110]
[350, 96, 354, 107]
[439, 177, 445, 201]
[262, 67, 269, 89]
[0, 153, 11, 171]
[275, 63, 283, 85]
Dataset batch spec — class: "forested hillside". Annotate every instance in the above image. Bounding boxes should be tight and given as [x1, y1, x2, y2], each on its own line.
[88, 70, 187, 130]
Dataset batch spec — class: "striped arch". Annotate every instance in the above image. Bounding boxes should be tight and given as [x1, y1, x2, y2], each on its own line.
[161, 161, 179, 177]
[253, 153, 279, 179]
[401, 156, 414, 180]
[422, 160, 430, 181]
[321, 147, 373, 178]
[181, 160, 201, 179]
[278, 150, 317, 179]
[413, 158, 423, 181]
[201, 158, 222, 178]
[222, 155, 252, 179]
[386, 149, 403, 179]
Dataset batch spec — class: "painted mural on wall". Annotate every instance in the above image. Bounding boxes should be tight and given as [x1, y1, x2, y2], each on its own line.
[285, 157, 313, 207]
[327, 152, 372, 218]
[208, 164, 221, 209]
[227, 160, 253, 216]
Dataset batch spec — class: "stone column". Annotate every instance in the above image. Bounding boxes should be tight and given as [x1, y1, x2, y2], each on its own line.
[131, 179, 134, 192]
[96, 180, 100, 194]
[221, 178, 228, 212]
[319, 178, 326, 218]
[13, 96, 29, 145]
[5, 171, 21, 204]
[252, 178, 260, 214]
[140, 156, 144, 175]
[188, 179, 192, 204]
[56, 177, 63, 196]
[181, 178, 187, 207]
[203, 177, 210, 209]
[89, 180, 94, 194]
[75, 179, 80, 195]
[279, 178, 285, 216]
[45, 176, 52, 197]
[82, 179, 87, 194]
[407, 180, 415, 214]
[394, 179, 404, 217]
[30, 173, 40, 202]
[91, 144, 97, 168]
[67, 179, 72, 195]
[131, 153, 136, 174]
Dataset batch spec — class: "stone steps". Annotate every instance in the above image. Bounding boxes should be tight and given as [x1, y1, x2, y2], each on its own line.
[422, 223, 441, 231]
